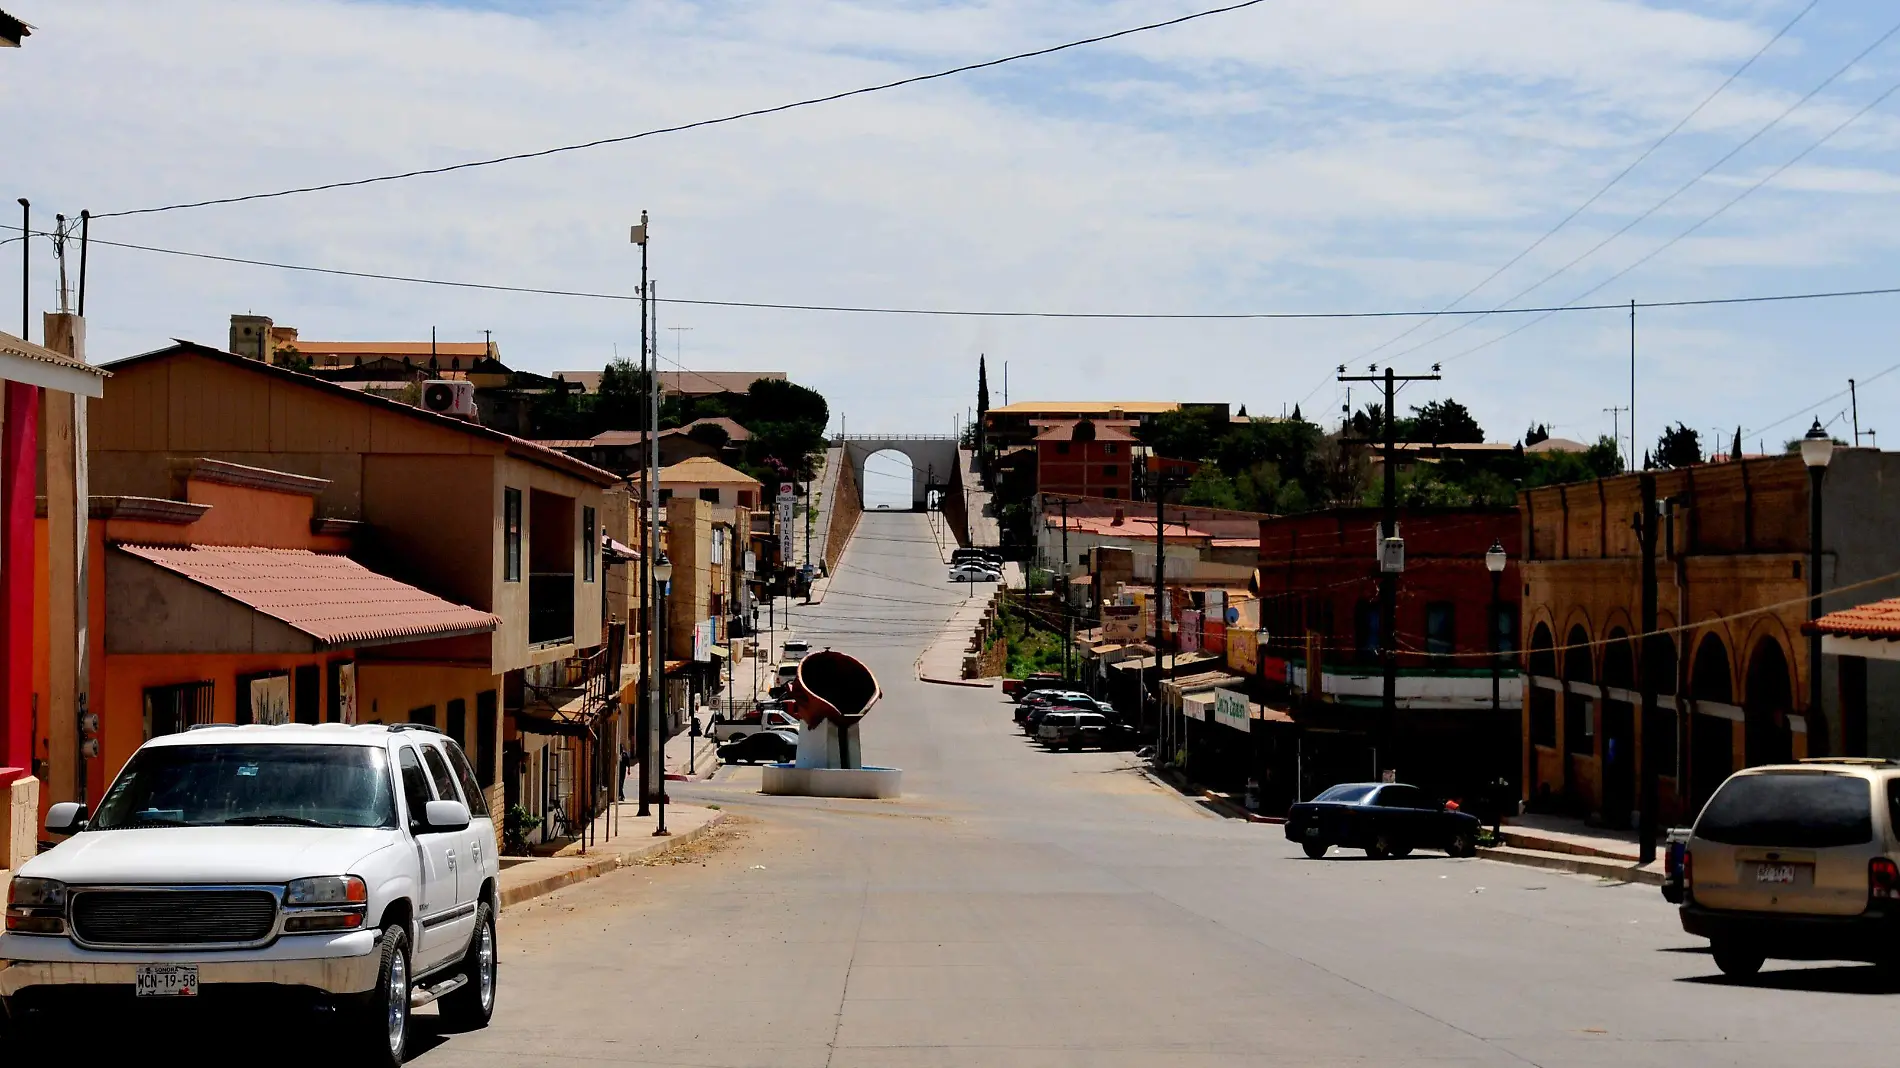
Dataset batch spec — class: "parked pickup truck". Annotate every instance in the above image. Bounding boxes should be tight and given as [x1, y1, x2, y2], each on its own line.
[712, 706, 801, 742]
[1002, 673, 1064, 702]
[1, 723, 499, 1067]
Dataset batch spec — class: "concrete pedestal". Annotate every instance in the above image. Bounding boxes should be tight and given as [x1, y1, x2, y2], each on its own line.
[760, 764, 903, 799]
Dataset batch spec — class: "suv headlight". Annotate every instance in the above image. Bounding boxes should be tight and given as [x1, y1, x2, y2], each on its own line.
[283, 875, 368, 933]
[5, 876, 68, 935]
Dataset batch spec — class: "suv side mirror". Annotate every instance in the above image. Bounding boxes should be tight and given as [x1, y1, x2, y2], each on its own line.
[421, 799, 471, 833]
[45, 801, 87, 835]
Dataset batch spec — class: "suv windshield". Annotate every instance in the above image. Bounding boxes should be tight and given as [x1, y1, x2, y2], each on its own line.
[92, 743, 397, 830]
[1696, 772, 1872, 848]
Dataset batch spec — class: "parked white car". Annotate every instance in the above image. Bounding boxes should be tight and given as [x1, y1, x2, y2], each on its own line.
[0, 723, 499, 1066]
[948, 564, 1000, 582]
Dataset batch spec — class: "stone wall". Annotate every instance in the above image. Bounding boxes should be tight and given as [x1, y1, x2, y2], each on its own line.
[825, 449, 863, 574]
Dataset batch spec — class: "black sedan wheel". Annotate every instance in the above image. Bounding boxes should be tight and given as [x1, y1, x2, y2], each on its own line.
[1365, 832, 1397, 860]
[1302, 842, 1328, 859]
[1446, 830, 1476, 858]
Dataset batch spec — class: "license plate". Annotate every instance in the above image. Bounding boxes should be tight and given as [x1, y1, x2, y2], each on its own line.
[1756, 863, 1797, 884]
[1304, 827, 1320, 837]
[135, 964, 199, 997]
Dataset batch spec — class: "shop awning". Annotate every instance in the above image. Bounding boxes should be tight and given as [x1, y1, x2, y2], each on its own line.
[601, 534, 639, 561]
[108, 543, 498, 654]
[513, 706, 597, 738]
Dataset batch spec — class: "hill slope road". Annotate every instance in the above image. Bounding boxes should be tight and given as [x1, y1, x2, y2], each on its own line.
[420, 512, 1900, 1068]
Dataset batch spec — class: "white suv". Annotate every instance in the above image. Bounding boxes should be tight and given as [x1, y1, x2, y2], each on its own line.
[0, 723, 500, 1066]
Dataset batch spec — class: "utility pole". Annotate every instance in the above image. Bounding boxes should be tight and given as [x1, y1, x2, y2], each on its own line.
[631, 213, 652, 818]
[1153, 476, 1169, 756]
[1630, 300, 1638, 470]
[1603, 406, 1628, 465]
[1637, 474, 1660, 866]
[1337, 364, 1440, 779]
[648, 274, 666, 828]
[1851, 379, 1861, 446]
[1060, 498, 1071, 683]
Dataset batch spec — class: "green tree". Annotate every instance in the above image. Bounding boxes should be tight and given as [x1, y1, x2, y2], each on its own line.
[1181, 465, 1240, 509]
[1408, 398, 1483, 443]
[1524, 423, 1549, 446]
[1655, 423, 1702, 469]
[594, 357, 650, 431]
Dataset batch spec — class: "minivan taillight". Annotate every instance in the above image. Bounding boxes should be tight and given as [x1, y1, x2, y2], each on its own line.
[1870, 857, 1900, 901]
[1682, 849, 1693, 889]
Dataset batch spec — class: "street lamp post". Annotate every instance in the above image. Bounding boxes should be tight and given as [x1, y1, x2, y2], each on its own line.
[653, 555, 674, 836]
[1801, 420, 1835, 754]
[1486, 540, 1507, 837]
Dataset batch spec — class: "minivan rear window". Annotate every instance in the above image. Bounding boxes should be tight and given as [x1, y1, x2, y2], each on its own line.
[1696, 772, 1872, 848]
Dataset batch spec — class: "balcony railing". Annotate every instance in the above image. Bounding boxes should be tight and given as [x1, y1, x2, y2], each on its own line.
[529, 573, 575, 646]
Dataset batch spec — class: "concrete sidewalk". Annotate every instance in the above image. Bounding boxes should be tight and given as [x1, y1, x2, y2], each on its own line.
[1479, 812, 1666, 885]
[915, 589, 999, 687]
[499, 802, 724, 908]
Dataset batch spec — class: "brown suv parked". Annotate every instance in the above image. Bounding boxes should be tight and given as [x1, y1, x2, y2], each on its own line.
[1680, 758, 1900, 977]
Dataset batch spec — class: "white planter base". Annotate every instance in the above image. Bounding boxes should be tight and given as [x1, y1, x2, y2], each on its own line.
[760, 764, 903, 799]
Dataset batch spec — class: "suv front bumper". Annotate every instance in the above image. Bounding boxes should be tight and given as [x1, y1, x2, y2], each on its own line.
[0, 927, 383, 998]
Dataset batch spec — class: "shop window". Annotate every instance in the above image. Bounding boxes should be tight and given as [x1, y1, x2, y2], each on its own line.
[1493, 604, 1519, 655]
[1354, 600, 1381, 661]
[236, 671, 290, 725]
[143, 681, 214, 740]
[294, 665, 320, 725]
[1102, 464, 1119, 477]
[582, 505, 597, 583]
[447, 698, 467, 748]
[1426, 602, 1455, 656]
[477, 691, 499, 787]
[503, 487, 523, 582]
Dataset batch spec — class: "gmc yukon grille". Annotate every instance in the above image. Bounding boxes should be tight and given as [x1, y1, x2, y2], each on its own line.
[70, 888, 278, 946]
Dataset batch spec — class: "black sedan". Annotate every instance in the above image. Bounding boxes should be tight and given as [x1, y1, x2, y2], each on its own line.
[1284, 782, 1481, 859]
[717, 729, 798, 765]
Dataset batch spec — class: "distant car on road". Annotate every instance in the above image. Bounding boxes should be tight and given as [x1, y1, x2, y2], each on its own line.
[948, 564, 1000, 583]
[1285, 782, 1481, 860]
[1003, 673, 1065, 702]
[1038, 711, 1110, 750]
[782, 639, 812, 662]
[717, 730, 798, 765]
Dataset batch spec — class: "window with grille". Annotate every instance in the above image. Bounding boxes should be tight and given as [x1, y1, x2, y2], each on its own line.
[143, 681, 214, 740]
[503, 487, 523, 582]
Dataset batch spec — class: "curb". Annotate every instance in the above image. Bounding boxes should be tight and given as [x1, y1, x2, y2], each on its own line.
[919, 674, 997, 688]
[1476, 844, 1664, 885]
[500, 811, 729, 909]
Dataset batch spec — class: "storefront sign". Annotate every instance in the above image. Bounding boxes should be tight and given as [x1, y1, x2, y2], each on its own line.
[1179, 609, 1202, 654]
[693, 620, 715, 662]
[1213, 688, 1250, 733]
[1102, 604, 1142, 642]
[337, 663, 357, 724]
[250, 674, 290, 725]
[1226, 627, 1259, 674]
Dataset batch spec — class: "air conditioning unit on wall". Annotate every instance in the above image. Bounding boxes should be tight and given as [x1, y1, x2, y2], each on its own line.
[421, 379, 477, 419]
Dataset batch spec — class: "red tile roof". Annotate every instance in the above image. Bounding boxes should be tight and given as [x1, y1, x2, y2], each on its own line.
[117, 544, 498, 646]
[1809, 599, 1900, 640]
[1032, 418, 1139, 442]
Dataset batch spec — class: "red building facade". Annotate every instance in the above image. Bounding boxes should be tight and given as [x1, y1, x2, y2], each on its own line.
[1034, 418, 1137, 500]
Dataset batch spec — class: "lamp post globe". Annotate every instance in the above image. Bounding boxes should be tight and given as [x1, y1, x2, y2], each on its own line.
[1801, 418, 1835, 469]
[1485, 540, 1507, 575]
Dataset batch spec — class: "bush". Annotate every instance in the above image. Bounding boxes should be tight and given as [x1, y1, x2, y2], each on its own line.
[503, 804, 542, 856]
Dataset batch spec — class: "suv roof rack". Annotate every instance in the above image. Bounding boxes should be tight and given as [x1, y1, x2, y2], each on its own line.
[386, 723, 441, 735]
[186, 722, 237, 730]
[1797, 757, 1899, 766]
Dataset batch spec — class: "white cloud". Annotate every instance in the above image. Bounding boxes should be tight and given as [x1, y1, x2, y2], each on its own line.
[2, 0, 1897, 447]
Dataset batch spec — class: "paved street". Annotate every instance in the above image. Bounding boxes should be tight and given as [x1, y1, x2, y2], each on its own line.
[223, 513, 1900, 1064]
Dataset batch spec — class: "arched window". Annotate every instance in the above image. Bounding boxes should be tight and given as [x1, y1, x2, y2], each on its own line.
[1743, 638, 1793, 767]
[1528, 623, 1556, 749]
[1563, 625, 1593, 755]
[1689, 633, 1735, 811]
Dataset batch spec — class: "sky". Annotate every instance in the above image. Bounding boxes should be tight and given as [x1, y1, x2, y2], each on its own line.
[7, 0, 1900, 468]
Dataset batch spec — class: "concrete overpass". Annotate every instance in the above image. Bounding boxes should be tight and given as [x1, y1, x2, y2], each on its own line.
[841, 435, 961, 513]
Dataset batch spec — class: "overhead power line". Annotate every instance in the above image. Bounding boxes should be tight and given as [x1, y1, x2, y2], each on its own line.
[1357, 0, 1818, 364]
[12, 224, 1900, 323]
[1394, 12, 1900, 365]
[1443, 68, 1900, 367]
[90, 0, 1273, 220]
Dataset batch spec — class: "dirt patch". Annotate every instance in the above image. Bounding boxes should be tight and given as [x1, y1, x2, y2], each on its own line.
[631, 812, 754, 866]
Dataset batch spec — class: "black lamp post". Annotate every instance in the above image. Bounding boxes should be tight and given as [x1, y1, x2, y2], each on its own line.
[1800, 420, 1834, 755]
[653, 555, 674, 836]
[1486, 539, 1508, 836]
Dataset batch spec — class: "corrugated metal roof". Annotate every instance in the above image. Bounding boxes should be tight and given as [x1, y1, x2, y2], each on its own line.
[1810, 598, 1900, 640]
[117, 544, 498, 646]
[0, 329, 109, 378]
